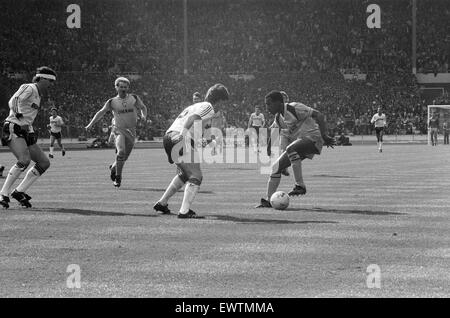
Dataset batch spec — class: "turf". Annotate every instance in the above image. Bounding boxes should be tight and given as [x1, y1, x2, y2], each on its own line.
[0, 144, 449, 297]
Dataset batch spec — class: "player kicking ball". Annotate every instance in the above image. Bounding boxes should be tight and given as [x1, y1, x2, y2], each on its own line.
[85, 77, 147, 188]
[0, 66, 56, 208]
[257, 91, 335, 208]
[47, 107, 66, 158]
[153, 83, 230, 219]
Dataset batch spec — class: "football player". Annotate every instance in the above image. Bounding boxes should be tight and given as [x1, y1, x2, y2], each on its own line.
[0, 66, 56, 208]
[257, 90, 335, 208]
[154, 84, 229, 218]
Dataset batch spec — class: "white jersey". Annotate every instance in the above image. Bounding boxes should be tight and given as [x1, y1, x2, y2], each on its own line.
[249, 112, 265, 127]
[371, 113, 386, 128]
[167, 102, 215, 134]
[49, 115, 64, 133]
[5, 83, 41, 127]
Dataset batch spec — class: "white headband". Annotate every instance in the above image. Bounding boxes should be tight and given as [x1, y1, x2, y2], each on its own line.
[115, 77, 130, 86]
[36, 73, 56, 81]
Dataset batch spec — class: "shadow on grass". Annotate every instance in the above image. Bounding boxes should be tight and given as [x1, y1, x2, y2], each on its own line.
[285, 207, 405, 216]
[32, 207, 157, 218]
[209, 215, 338, 225]
[122, 187, 214, 194]
[311, 174, 358, 179]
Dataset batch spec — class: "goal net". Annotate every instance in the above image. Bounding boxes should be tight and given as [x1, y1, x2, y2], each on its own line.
[427, 105, 450, 145]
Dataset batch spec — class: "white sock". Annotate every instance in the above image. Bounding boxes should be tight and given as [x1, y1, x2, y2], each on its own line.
[50, 147, 54, 155]
[0, 164, 23, 196]
[179, 182, 199, 214]
[159, 175, 184, 206]
[15, 167, 41, 193]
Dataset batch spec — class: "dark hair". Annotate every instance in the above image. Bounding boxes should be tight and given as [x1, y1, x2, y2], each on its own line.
[265, 90, 283, 103]
[205, 83, 229, 104]
[33, 66, 57, 83]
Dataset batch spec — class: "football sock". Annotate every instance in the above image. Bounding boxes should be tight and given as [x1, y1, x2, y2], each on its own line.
[0, 164, 24, 196]
[267, 175, 281, 200]
[288, 152, 305, 188]
[115, 158, 125, 178]
[179, 182, 199, 214]
[16, 167, 41, 193]
[49, 147, 54, 155]
[159, 175, 184, 206]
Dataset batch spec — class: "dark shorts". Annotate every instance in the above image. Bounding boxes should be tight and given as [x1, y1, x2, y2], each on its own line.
[1, 122, 38, 147]
[375, 127, 384, 135]
[251, 126, 261, 137]
[51, 131, 62, 139]
[287, 138, 320, 160]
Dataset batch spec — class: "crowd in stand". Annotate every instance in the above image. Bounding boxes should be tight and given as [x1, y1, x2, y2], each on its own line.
[1, 0, 449, 139]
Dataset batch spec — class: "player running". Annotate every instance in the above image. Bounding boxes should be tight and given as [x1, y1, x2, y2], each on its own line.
[47, 107, 66, 158]
[0, 66, 56, 208]
[154, 83, 230, 219]
[85, 77, 147, 188]
[257, 90, 335, 208]
[370, 107, 387, 152]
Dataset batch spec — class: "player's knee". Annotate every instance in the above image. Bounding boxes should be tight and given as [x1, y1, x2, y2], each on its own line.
[286, 150, 301, 163]
[116, 150, 126, 161]
[17, 156, 31, 170]
[34, 162, 49, 175]
[16, 160, 30, 171]
[188, 176, 202, 186]
[270, 172, 282, 179]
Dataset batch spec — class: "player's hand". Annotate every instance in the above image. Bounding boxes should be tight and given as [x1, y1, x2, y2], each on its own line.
[323, 135, 336, 148]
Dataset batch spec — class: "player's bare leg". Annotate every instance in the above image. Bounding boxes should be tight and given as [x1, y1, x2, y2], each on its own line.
[177, 162, 204, 219]
[49, 135, 55, 158]
[154, 173, 185, 214]
[12, 143, 50, 208]
[0, 138, 30, 209]
[256, 151, 291, 208]
[57, 138, 65, 156]
[280, 133, 290, 176]
[285, 139, 315, 196]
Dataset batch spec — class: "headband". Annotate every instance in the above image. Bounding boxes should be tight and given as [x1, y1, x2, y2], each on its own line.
[36, 73, 56, 81]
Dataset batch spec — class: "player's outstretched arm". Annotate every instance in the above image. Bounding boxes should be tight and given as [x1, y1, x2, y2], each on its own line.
[85, 100, 111, 130]
[135, 96, 147, 120]
[312, 109, 336, 148]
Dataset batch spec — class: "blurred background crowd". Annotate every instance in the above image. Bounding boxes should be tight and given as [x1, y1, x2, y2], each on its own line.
[1, 0, 449, 139]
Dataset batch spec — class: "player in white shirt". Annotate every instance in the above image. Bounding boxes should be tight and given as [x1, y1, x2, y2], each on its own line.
[0, 66, 56, 209]
[370, 107, 387, 152]
[248, 106, 265, 152]
[47, 107, 66, 158]
[154, 83, 230, 219]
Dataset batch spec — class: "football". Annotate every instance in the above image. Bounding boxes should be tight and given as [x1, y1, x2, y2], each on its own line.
[270, 191, 290, 210]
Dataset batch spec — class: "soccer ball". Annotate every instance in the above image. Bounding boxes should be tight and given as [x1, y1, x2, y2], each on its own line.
[270, 191, 290, 210]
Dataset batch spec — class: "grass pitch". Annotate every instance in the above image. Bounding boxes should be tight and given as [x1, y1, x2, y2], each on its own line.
[0, 144, 449, 297]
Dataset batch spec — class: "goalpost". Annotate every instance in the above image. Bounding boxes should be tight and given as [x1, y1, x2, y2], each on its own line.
[427, 105, 450, 145]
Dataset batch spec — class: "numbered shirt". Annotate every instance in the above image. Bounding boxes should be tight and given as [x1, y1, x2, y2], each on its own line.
[5, 83, 41, 126]
[249, 112, 265, 127]
[106, 94, 144, 130]
[49, 115, 64, 133]
[167, 102, 215, 134]
[370, 113, 387, 128]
